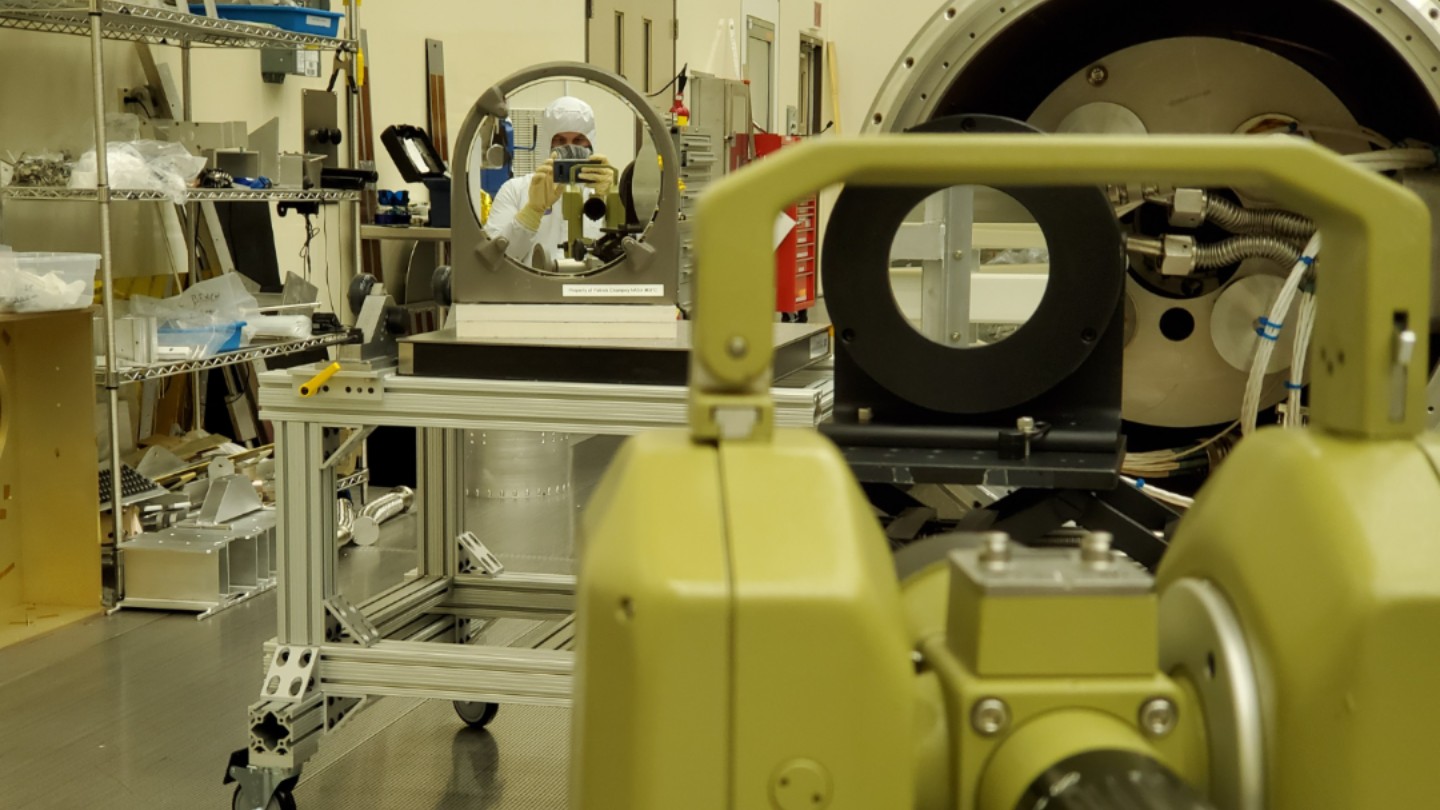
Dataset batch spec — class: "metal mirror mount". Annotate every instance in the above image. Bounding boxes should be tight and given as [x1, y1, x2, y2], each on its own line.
[451, 61, 683, 306]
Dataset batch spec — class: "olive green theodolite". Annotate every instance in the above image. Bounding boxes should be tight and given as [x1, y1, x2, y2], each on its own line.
[571, 136, 1440, 809]
[556, 159, 624, 262]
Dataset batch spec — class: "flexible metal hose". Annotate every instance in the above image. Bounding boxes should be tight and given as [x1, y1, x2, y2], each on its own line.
[336, 498, 355, 545]
[361, 486, 415, 524]
[1204, 195, 1315, 241]
[1195, 235, 1302, 269]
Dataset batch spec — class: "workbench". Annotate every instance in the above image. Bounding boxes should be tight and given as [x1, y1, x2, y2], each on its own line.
[228, 362, 834, 807]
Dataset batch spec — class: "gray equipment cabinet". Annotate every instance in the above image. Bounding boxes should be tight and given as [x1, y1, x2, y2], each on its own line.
[225, 363, 834, 809]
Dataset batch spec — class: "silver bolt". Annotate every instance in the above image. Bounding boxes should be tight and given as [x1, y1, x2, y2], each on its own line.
[1139, 698, 1178, 738]
[949, 332, 964, 342]
[1087, 65, 1109, 86]
[953, 250, 966, 260]
[1017, 416, 1038, 435]
[971, 697, 1011, 736]
[978, 532, 1012, 568]
[726, 335, 749, 358]
[857, 407, 874, 425]
[1081, 532, 1114, 566]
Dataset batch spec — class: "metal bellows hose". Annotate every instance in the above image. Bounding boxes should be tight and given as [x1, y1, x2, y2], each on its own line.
[1204, 195, 1316, 241]
[352, 487, 415, 546]
[1195, 235, 1303, 269]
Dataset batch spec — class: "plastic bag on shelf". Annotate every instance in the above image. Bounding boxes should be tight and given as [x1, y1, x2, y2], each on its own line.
[130, 273, 258, 358]
[70, 141, 207, 204]
[981, 248, 1051, 266]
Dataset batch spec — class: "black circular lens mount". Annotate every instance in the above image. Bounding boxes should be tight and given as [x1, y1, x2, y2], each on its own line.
[822, 114, 1125, 415]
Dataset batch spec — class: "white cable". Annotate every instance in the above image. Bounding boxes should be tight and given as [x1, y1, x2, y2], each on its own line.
[1344, 148, 1437, 172]
[1300, 124, 1396, 149]
[1242, 233, 1322, 436]
[1121, 475, 1196, 509]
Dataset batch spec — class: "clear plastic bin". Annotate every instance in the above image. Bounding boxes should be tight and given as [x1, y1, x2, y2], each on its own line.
[0, 252, 100, 314]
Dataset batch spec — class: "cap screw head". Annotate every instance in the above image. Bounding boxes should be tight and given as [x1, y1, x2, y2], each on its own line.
[978, 532, 1013, 568]
[1081, 531, 1114, 566]
[1139, 697, 1178, 739]
[971, 697, 1011, 736]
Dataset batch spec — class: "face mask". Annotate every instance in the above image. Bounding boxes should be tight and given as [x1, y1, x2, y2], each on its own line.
[552, 143, 593, 161]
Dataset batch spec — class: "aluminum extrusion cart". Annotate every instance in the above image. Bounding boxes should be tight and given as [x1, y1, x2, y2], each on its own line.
[225, 364, 833, 810]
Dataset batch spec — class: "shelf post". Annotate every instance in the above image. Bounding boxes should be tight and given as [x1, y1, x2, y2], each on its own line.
[89, 0, 125, 607]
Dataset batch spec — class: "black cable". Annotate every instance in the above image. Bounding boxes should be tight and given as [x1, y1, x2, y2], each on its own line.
[647, 63, 688, 98]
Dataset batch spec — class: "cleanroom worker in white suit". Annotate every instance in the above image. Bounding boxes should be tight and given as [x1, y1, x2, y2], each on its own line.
[485, 96, 616, 268]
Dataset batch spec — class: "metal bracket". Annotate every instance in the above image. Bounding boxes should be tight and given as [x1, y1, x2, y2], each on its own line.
[259, 645, 319, 702]
[324, 695, 367, 735]
[458, 531, 505, 576]
[322, 425, 377, 470]
[324, 594, 381, 646]
[182, 474, 264, 529]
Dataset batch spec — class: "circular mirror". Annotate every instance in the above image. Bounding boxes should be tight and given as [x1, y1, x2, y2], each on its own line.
[466, 76, 669, 277]
[888, 185, 1051, 347]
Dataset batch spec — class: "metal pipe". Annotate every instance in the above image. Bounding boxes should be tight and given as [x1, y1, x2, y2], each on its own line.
[181, 40, 192, 123]
[91, 2, 126, 607]
[346, 1, 363, 294]
[361, 485, 415, 522]
[336, 498, 356, 545]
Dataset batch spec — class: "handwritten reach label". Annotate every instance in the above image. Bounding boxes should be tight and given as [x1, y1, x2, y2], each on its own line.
[561, 284, 665, 298]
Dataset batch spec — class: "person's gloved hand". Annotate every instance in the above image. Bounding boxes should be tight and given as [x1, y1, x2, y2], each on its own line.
[577, 155, 614, 197]
[517, 156, 562, 231]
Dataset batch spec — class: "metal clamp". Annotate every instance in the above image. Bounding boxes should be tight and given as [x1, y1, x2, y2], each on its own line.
[323, 594, 381, 646]
[458, 531, 505, 576]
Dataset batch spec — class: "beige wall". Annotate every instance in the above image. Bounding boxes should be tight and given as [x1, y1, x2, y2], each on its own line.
[826, 0, 940, 134]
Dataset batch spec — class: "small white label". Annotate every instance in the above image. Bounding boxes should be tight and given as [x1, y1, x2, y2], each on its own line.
[299, 50, 321, 78]
[562, 284, 665, 298]
[809, 332, 830, 359]
[306, 14, 329, 28]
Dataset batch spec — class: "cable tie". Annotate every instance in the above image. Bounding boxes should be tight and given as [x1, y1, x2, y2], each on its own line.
[1134, 478, 1147, 490]
[1284, 381, 1304, 391]
[1300, 255, 1316, 266]
[1259, 317, 1285, 330]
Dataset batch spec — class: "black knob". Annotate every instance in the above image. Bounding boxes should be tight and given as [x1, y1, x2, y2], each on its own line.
[383, 305, 408, 336]
[431, 266, 453, 308]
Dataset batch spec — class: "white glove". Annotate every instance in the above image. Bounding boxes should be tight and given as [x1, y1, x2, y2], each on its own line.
[517, 156, 562, 231]
[577, 155, 614, 197]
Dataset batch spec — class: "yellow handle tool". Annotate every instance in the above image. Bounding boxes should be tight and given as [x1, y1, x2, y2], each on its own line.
[298, 362, 341, 398]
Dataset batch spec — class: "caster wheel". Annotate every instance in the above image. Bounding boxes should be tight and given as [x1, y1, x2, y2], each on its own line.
[454, 700, 500, 729]
[232, 785, 297, 810]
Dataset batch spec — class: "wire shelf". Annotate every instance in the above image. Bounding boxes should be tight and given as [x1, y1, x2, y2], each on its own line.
[336, 469, 369, 491]
[1, 185, 360, 203]
[0, 1, 355, 50]
[102, 332, 352, 383]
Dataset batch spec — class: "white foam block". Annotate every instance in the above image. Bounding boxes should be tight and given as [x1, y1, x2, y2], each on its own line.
[454, 304, 681, 340]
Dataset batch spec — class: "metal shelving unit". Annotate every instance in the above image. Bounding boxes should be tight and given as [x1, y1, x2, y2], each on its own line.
[0, 0, 362, 607]
[0, 0, 356, 49]
[101, 333, 354, 383]
[2, 186, 360, 202]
